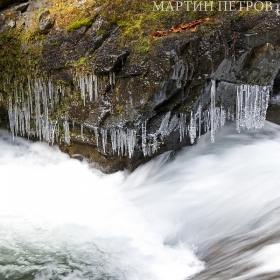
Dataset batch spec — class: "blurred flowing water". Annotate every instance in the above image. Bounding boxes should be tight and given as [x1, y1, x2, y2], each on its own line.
[1, 121, 280, 279]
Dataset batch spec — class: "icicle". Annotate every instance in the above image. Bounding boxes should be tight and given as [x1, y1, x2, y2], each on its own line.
[236, 84, 270, 132]
[111, 128, 117, 154]
[28, 87, 33, 115]
[81, 124, 84, 141]
[18, 107, 23, 136]
[220, 106, 226, 128]
[210, 80, 216, 143]
[189, 111, 196, 144]
[14, 87, 19, 137]
[55, 123, 60, 143]
[108, 72, 116, 88]
[227, 106, 234, 121]
[34, 79, 42, 140]
[142, 121, 147, 156]
[158, 112, 171, 137]
[23, 102, 30, 138]
[179, 113, 186, 142]
[8, 98, 15, 140]
[48, 79, 54, 113]
[88, 74, 93, 102]
[49, 120, 57, 145]
[197, 105, 202, 138]
[94, 74, 98, 101]
[121, 129, 127, 156]
[42, 79, 49, 142]
[203, 110, 210, 133]
[63, 120, 71, 145]
[54, 85, 59, 105]
[101, 128, 107, 153]
[113, 72, 116, 86]
[94, 127, 99, 147]
[117, 128, 128, 157]
[78, 75, 86, 106]
[109, 72, 113, 86]
[151, 134, 158, 154]
[117, 129, 122, 156]
[168, 115, 179, 136]
[127, 129, 136, 158]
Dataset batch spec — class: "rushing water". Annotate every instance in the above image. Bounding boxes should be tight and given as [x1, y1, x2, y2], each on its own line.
[1, 121, 280, 280]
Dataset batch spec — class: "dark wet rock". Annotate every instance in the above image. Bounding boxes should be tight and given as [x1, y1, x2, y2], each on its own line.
[267, 104, 280, 125]
[38, 16, 54, 34]
[14, 2, 29, 12]
[93, 48, 130, 74]
[0, 0, 17, 10]
[36, 9, 54, 34]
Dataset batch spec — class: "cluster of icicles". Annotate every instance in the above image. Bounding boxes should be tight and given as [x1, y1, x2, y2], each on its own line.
[8, 78, 67, 145]
[7, 76, 270, 158]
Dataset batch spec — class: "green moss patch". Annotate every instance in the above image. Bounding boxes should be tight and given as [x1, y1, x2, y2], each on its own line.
[0, 31, 23, 78]
[66, 18, 92, 32]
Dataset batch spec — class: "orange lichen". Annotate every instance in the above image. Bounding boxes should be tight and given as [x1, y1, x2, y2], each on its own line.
[150, 30, 168, 39]
[150, 18, 214, 40]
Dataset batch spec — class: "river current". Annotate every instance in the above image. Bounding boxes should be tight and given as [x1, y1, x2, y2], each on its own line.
[1, 121, 280, 279]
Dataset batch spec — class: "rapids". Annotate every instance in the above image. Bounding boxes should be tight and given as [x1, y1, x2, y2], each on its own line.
[1, 121, 280, 279]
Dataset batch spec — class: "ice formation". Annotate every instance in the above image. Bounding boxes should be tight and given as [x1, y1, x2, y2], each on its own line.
[94, 127, 99, 147]
[179, 113, 187, 142]
[109, 72, 116, 87]
[142, 121, 147, 156]
[81, 124, 84, 141]
[188, 111, 196, 144]
[236, 84, 270, 132]
[108, 128, 137, 158]
[5, 75, 271, 160]
[77, 74, 98, 105]
[172, 58, 185, 80]
[158, 112, 171, 137]
[211, 79, 216, 143]
[63, 120, 70, 145]
[8, 78, 63, 144]
[101, 128, 107, 153]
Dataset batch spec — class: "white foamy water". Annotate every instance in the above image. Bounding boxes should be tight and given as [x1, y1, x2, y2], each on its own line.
[1, 121, 280, 279]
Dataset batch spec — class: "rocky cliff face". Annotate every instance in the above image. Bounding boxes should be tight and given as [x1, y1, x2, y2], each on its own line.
[1, 0, 280, 173]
